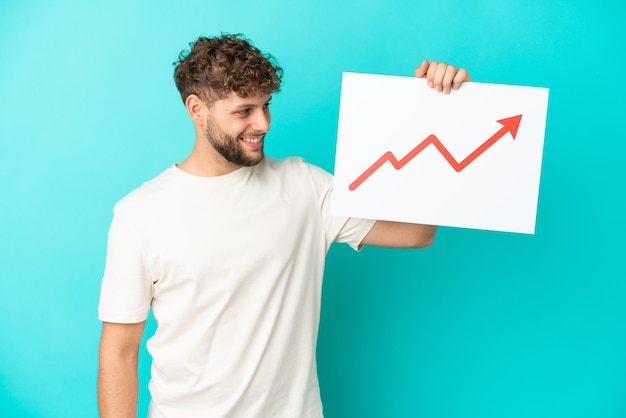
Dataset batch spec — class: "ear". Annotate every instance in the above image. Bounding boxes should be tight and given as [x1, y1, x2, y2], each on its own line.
[185, 94, 207, 125]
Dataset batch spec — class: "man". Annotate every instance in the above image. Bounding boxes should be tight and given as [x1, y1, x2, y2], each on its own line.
[97, 33, 471, 418]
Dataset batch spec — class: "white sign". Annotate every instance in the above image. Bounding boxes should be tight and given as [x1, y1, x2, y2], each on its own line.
[332, 72, 549, 234]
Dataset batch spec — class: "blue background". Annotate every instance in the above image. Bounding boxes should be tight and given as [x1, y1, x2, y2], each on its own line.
[1, 1, 624, 417]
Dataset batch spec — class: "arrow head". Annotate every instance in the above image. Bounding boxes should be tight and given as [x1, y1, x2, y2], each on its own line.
[497, 114, 523, 139]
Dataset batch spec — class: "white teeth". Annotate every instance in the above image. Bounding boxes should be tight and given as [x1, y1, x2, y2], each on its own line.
[242, 137, 262, 143]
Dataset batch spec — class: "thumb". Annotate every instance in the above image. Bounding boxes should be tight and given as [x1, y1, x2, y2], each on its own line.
[414, 59, 428, 78]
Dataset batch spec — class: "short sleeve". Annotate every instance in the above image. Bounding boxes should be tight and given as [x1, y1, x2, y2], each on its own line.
[303, 161, 376, 251]
[98, 210, 153, 323]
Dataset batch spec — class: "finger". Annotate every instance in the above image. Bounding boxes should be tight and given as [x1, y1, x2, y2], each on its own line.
[442, 65, 458, 94]
[414, 59, 429, 78]
[426, 61, 438, 88]
[433, 62, 449, 92]
[452, 68, 471, 90]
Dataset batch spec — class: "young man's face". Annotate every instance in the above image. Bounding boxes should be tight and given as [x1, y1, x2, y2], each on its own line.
[204, 92, 272, 167]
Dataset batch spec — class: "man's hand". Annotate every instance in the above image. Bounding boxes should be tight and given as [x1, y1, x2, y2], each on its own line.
[414, 59, 471, 94]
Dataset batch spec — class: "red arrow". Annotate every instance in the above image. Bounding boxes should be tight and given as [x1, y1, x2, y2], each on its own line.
[348, 114, 523, 191]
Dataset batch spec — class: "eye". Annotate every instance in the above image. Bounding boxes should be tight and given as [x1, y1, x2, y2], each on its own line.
[263, 102, 272, 110]
[236, 108, 251, 116]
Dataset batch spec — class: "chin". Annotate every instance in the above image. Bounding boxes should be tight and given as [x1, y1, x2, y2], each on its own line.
[240, 153, 265, 167]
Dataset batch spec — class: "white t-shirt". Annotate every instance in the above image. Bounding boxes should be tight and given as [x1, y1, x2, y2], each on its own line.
[98, 157, 375, 418]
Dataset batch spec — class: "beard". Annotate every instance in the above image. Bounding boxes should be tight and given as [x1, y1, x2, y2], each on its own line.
[205, 123, 265, 167]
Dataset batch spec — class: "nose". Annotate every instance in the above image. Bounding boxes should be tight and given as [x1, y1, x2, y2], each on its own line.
[251, 108, 271, 132]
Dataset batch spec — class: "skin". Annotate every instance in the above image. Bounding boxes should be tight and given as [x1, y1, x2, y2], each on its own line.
[97, 60, 471, 417]
[98, 321, 145, 418]
[177, 92, 273, 176]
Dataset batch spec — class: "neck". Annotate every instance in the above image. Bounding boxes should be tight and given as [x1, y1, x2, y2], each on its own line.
[177, 138, 242, 177]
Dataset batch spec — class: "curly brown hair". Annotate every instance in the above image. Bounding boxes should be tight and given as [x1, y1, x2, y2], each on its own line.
[173, 34, 283, 105]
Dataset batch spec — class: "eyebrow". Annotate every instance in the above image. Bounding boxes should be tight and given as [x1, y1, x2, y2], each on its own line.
[233, 96, 272, 110]
[231, 96, 272, 111]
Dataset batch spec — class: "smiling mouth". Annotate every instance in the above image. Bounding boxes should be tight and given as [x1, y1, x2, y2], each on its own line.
[241, 136, 263, 144]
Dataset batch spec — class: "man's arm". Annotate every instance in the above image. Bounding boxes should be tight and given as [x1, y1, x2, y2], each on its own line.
[361, 221, 436, 248]
[98, 321, 146, 418]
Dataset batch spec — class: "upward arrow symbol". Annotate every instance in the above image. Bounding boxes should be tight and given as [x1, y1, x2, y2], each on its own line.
[348, 114, 523, 191]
